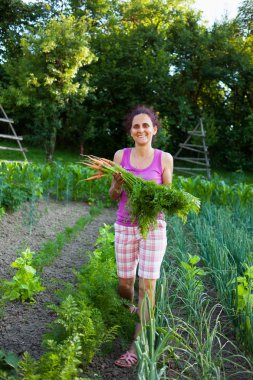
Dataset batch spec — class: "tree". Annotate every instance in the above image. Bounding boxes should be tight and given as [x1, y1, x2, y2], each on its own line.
[79, 0, 193, 157]
[236, 0, 253, 37]
[0, 0, 47, 62]
[2, 14, 95, 161]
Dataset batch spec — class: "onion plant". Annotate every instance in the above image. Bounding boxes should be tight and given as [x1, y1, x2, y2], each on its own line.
[135, 294, 179, 380]
[190, 202, 253, 355]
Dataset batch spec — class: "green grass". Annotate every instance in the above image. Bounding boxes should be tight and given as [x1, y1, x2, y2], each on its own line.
[0, 140, 80, 164]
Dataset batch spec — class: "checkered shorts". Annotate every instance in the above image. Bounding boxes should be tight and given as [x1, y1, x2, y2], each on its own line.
[114, 220, 167, 280]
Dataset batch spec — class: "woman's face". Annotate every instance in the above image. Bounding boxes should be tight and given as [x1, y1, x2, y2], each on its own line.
[130, 113, 157, 146]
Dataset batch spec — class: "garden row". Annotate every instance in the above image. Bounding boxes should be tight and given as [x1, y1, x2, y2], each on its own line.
[0, 202, 137, 379]
[134, 203, 253, 379]
[1, 162, 253, 216]
[0, 161, 112, 214]
[189, 202, 253, 355]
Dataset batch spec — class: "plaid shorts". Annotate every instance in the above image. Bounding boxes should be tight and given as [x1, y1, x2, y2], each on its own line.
[114, 220, 167, 280]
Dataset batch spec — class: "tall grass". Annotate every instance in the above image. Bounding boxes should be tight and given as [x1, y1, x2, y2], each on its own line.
[190, 203, 253, 355]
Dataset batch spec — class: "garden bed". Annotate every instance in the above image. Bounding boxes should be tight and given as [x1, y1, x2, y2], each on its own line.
[0, 200, 137, 379]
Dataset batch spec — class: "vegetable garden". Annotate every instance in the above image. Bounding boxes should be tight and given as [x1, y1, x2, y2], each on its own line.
[1, 0, 253, 377]
[0, 161, 253, 379]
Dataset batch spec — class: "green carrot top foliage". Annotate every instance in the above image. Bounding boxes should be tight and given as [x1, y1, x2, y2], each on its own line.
[125, 177, 200, 238]
[81, 155, 201, 238]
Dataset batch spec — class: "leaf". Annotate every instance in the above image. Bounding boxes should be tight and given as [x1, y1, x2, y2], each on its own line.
[245, 316, 252, 334]
[24, 265, 36, 274]
[189, 255, 201, 265]
[20, 284, 29, 289]
[180, 261, 191, 271]
[11, 258, 25, 268]
[4, 352, 19, 369]
[0, 350, 5, 360]
[237, 276, 247, 283]
[195, 268, 206, 276]
[245, 266, 253, 279]
[237, 283, 247, 297]
[8, 290, 20, 300]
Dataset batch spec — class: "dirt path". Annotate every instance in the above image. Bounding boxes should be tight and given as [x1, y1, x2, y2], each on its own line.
[0, 200, 137, 379]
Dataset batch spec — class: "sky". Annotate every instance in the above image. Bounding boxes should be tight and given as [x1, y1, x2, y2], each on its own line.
[22, 0, 242, 26]
[192, 0, 242, 25]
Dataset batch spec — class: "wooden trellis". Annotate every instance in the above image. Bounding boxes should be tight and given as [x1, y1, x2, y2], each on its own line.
[0, 105, 27, 161]
[174, 118, 211, 179]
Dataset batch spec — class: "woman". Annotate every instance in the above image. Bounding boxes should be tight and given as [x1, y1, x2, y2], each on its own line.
[109, 105, 173, 368]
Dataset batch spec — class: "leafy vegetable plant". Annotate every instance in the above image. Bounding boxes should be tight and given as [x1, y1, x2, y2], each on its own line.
[230, 264, 253, 351]
[232, 264, 253, 314]
[3, 248, 45, 302]
[180, 254, 206, 292]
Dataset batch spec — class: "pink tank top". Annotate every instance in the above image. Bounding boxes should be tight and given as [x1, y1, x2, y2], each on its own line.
[116, 148, 164, 226]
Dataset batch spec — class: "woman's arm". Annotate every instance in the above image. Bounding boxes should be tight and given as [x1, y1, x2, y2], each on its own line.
[162, 152, 173, 185]
[109, 150, 124, 201]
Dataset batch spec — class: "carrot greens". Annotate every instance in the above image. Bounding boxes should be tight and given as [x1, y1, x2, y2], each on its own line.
[80, 155, 201, 238]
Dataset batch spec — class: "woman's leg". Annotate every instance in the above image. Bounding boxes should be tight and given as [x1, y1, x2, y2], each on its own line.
[115, 222, 164, 367]
[131, 277, 156, 347]
[118, 276, 135, 302]
[131, 219, 166, 339]
[115, 277, 156, 368]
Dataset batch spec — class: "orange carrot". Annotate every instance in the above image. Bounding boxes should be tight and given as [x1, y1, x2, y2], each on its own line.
[87, 156, 112, 168]
[84, 163, 101, 170]
[92, 156, 114, 166]
[85, 173, 106, 181]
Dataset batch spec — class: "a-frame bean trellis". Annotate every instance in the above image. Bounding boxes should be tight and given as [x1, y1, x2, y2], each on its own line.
[0, 105, 27, 161]
[174, 118, 211, 179]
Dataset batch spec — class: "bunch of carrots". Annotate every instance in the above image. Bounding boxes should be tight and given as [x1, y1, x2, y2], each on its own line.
[80, 155, 201, 238]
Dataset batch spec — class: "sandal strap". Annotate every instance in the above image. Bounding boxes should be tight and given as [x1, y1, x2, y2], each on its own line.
[115, 351, 138, 367]
[129, 305, 139, 314]
[119, 351, 137, 361]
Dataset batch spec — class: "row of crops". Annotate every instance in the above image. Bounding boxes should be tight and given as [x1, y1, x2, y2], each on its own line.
[189, 203, 253, 354]
[1, 161, 253, 213]
[0, 161, 253, 378]
[0, 161, 112, 214]
[128, 198, 253, 378]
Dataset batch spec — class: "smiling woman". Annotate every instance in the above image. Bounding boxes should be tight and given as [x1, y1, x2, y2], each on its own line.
[107, 105, 174, 368]
[130, 113, 157, 151]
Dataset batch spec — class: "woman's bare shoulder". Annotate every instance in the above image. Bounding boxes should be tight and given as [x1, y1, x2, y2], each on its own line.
[113, 149, 124, 164]
[161, 151, 173, 166]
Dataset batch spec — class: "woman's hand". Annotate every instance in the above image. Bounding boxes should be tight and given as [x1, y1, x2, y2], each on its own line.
[109, 172, 124, 200]
[113, 172, 124, 186]
[109, 150, 124, 200]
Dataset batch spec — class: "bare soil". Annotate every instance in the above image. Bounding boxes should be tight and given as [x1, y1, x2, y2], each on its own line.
[0, 200, 136, 379]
